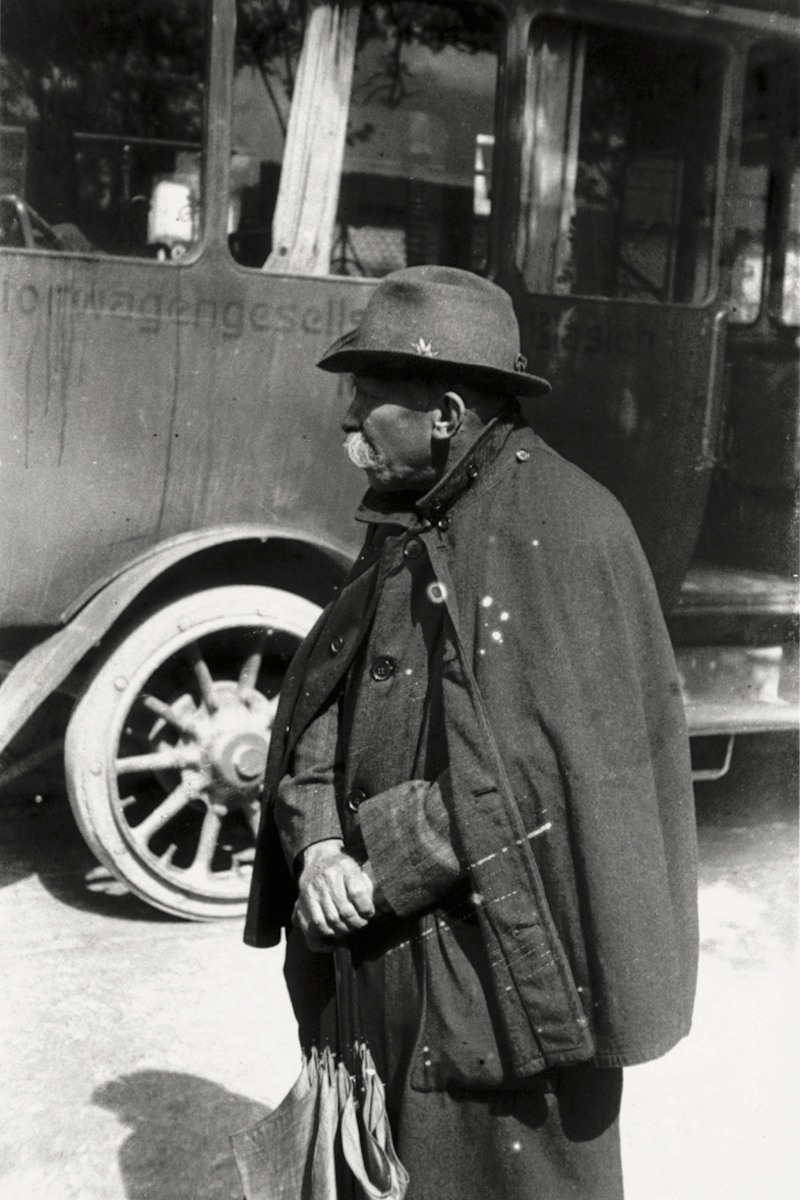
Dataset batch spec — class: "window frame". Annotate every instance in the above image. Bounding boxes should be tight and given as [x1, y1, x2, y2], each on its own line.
[0, 0, 212, 265]
[513, 3, 732, 309]
[225, 0, 508, 280]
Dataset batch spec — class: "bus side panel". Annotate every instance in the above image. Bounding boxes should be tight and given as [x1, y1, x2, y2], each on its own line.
[151, 273, 368, 543]
[0, 254, 367, 627]
[515, 296, 722, 607]
[1, 254, 175, 622]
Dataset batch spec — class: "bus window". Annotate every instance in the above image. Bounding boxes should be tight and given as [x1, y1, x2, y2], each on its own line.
[782, 169, 800, 325]
[228, 0, 303, 268]
[229, 0, 501, 276]
[517, 18, 723, 304]
[728, 158, 768, 324]
[729, 48, 800, 327]
[0, 0, 205, 260]
[335, 0, 501, 276]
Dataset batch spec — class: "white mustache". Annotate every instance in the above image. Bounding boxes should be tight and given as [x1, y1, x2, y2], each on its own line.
[343, 431, 382, 469]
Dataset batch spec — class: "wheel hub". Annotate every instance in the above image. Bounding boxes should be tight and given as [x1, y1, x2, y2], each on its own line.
[209, 727, 271, 792]
[152, 681, 276, 808]
[230, 743, 267, 782]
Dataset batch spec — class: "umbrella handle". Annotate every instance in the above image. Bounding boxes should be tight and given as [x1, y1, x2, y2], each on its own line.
[333, 942, 359, 1076]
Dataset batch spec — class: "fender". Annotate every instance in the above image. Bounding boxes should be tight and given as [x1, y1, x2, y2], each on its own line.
[0, 523, 352, 755]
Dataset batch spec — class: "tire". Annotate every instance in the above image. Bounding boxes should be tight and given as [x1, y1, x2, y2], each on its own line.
[65, 586, 322, 920]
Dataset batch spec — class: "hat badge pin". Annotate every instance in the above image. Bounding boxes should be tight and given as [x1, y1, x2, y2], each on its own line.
[412, 337, 438, 357]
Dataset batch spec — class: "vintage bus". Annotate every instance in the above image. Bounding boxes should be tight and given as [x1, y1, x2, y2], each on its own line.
[1, 0, 798, 919]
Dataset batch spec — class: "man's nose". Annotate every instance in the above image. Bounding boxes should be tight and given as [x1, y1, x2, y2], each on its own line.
[342, 394, 364, 432]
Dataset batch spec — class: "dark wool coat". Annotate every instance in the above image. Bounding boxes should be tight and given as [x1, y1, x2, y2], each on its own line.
[245, 413, 698, 1080]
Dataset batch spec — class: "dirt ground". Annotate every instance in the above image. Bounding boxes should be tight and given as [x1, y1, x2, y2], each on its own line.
[0, 733, 796, 1200]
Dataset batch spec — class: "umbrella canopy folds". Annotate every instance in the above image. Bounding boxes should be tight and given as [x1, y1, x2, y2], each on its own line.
[231, 1041, 409, 1200]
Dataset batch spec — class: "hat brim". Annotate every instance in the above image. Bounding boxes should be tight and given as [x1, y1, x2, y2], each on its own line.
[317, 346, 552, 399]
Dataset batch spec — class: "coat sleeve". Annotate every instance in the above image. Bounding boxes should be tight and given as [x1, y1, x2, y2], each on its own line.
[271, 631, 465, 915]
[273, 690, 345, 874]
[357, 773, 464, 915]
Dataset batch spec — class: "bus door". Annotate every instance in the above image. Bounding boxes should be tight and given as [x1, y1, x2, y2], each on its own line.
[501, 11, 728, 608]
[698, 42, 799, 578]
[669, 37, 800, 742]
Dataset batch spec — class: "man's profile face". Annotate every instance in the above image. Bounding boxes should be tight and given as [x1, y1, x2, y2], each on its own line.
[341, 374, 439, 493]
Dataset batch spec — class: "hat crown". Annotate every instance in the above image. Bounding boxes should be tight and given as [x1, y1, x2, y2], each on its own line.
[353, 266, 520, 372]
[317, 266, 552, 398]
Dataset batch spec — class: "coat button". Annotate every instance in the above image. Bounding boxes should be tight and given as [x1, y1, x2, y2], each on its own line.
[404, 537, 423, 559]
[329, 634, 344, 654]
[346, 788, 366, 813]
[437, 516, 450, 531]
[370, 656, 395, 681]
[515, 449, 530, 462]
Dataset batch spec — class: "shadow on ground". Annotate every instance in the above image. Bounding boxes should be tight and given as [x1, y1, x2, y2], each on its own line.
[0, 791, 175, 922]
[94, 1070, 271, 1200]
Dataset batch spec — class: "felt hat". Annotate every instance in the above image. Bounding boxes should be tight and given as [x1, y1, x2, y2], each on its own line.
[317, 265, 551, 398]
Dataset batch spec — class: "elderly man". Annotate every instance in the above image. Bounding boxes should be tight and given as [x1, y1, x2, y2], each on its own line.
[244, 266, 698, 1199]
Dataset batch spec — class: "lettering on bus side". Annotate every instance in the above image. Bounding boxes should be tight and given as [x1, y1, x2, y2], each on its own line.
[523, 312, 657, 360]
[0, 279, 362, 342]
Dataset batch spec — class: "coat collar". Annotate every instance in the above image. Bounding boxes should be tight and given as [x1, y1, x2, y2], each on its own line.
[354, 402, 523, 530]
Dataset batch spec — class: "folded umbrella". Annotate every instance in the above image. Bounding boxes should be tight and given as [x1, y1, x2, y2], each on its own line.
[231, 947, 408, 1200]
[339, 1041, 408, 1200]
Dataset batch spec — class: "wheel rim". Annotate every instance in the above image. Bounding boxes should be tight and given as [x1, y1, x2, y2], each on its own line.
[105, 616, 299, 905]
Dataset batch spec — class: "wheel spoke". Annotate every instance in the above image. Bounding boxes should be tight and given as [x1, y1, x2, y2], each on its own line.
[129, 781, 195, 846]
[238, 634, 268, 694]
[186, 807, 222, 877]
[264, 694, 280, 728]
[158, 843, 178, 868]
[141, 694, 195, 736]
[115, 747, 200, 776]
[184, 641, 218, 713]
[244, 801, 262, 838]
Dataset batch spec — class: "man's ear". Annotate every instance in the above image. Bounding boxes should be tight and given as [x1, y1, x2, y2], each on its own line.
[431, 391, 466, 440]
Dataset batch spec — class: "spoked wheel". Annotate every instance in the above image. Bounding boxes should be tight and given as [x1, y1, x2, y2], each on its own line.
[65, 586, 322, 919]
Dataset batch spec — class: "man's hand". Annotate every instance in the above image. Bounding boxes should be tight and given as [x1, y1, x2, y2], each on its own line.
[293, 839, 376, 951]
[361, 860, 392, 915]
